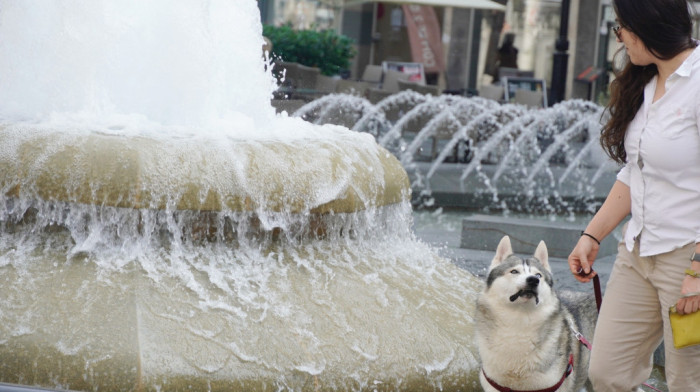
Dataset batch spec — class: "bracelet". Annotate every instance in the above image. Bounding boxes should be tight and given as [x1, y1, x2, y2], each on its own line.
[692, 252, 700, 263]
[580, 231, 601, 245]
[686, 269, 700, 278]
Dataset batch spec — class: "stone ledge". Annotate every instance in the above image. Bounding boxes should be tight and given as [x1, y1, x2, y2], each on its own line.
[460, 214, 618, 259]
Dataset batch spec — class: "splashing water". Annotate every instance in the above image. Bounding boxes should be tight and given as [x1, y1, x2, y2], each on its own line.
[0, 0, 278, 129]
[296, 93, 619, 216]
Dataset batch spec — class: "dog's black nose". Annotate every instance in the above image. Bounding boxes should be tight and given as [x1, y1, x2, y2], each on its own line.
[526, 276, 540, 287]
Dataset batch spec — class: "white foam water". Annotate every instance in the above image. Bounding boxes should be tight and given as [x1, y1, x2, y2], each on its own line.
[0, 0, 279, 132]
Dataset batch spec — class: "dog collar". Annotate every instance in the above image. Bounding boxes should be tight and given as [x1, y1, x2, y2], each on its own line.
[481, 353, 574, 392]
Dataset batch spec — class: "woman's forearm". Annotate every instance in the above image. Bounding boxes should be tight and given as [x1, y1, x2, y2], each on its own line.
[584, 180, 631, 241]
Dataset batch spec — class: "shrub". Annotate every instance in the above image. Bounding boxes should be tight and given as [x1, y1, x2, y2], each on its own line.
[263, 24, 356, 76]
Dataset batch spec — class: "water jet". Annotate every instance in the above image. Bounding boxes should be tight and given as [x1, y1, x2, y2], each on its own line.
[295, 93, 618, 215]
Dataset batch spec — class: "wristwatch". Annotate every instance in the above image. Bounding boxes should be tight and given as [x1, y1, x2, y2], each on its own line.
[692, 252, 700, 263]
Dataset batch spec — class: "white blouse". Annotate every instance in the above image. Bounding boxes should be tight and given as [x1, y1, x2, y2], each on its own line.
[617, 46, 700, 256]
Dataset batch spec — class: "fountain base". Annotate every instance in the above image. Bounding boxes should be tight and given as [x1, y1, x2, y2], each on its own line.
[411, 161, 617, 212]
[0, 126, 484, 391]
[0, 234, 483, 391]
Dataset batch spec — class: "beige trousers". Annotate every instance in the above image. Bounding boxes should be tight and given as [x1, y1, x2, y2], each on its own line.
[589, 234, 700, 391]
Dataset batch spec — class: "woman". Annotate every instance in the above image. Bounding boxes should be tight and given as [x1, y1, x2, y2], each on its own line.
[567, 0, 700, 390]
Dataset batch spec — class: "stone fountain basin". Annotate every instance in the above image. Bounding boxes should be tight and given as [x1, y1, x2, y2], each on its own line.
[0, 244, 482, 391]
[0, 126, 409, 214]
[0, 125, 483, 391]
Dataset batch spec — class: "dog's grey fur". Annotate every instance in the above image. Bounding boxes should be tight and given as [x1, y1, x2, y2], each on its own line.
[475, 236, 597, 392]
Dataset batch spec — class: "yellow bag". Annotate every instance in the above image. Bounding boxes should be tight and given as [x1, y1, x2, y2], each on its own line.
[669, 305, 700, 349]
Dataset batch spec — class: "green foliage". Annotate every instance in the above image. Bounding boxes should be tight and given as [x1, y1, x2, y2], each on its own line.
[263, 24, 356, 76]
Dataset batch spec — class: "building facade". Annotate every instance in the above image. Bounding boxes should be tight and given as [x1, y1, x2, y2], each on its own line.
[258, 0, 700, 104]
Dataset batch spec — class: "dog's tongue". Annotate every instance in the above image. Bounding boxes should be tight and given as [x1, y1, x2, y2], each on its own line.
[509, 290, 539, 304]
[509, 292, 522, 302]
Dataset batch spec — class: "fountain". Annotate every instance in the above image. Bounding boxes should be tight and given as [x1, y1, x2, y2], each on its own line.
[0, 2, 482, 391]
[295, 92, 619, 216]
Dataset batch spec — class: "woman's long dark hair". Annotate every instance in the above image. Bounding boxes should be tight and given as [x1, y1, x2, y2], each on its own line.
[602, 0, 697, 164]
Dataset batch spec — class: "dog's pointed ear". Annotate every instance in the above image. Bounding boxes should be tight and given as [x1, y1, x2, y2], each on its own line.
[534, 240, 550, 271]
[490, 236, 513, 269]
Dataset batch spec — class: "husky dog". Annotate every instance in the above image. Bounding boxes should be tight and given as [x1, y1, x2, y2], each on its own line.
[475, 236, 597, 392]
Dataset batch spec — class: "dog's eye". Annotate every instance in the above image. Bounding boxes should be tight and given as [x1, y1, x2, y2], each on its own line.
[535, 273, 542, 278]
[510, 269, 519, 274]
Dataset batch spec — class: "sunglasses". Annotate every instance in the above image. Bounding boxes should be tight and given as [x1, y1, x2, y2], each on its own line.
[612, 24, 623, 40]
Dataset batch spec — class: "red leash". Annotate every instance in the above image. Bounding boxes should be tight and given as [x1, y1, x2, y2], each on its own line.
[482, 354, 574, 392]
[592, 273, 602, 311]
[578, 268, 602, 312]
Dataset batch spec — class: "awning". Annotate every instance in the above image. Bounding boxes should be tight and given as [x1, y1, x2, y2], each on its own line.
[344, 0, 506, 11]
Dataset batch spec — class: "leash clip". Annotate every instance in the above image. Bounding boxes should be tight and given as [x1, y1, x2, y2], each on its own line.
[571, 328, 593, 350]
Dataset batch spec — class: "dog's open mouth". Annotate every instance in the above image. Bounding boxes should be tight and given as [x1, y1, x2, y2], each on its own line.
[509, 289, 539, 304]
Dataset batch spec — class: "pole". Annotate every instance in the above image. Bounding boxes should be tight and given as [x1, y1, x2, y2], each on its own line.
[550, 0, 571, 105]
[369, 2, 378, 65]
[464, 8, 475, 92]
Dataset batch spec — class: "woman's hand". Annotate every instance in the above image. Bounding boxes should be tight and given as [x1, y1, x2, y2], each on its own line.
[568, 235, 600, 283]
[676, 271, 700, 315]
